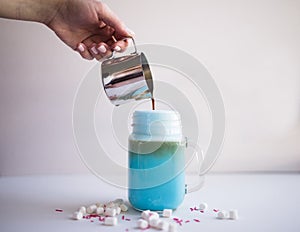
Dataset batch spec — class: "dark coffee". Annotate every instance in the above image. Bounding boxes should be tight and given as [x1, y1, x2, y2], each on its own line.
[151, 98, 155, 110]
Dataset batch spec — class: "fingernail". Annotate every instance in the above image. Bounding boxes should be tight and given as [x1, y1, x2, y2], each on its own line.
[98, 45, 107, 53]
[77, 43, 85, 52]
[126, 27, 135, 36]
[114, 46, 121, 52]
[91, 46, 99, 55]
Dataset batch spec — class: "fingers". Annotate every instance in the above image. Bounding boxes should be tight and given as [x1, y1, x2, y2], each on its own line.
[76, 42, 113, 61]
[91, 43, 113, 61]
[111, 39, 129, 52]
[76, 43, 93, 60]
[97, 2, 134, 37]
[76, 26, 131, 60]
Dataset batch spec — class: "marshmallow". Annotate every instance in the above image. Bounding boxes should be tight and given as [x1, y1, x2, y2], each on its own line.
[199, 202, 208, 211]
[114, 206, 121, 215]
[137, 219, 149, 229]
[95, 202, 104, 208]
[96, 207, 104, 215]
[158, 220, 169, 230]
[104, 216, 118, 226]
[106, 201, 116, 208]
[149, 218, 160, 228]
[149, 212, 159, 220]
[120, 203, 128, 212]
[78, 206, 86, 214]
[141, 210, 151, 220]
[72, 211, 83, 220]
[86, 204, 97, 214]
[229, 209, 238, 220]
[217, 210, 229, 219]
[104, 207, 117, 217]
[147, 211, 160, 226]
[113, 198, 124, 206]
[168, 223, 177, 232]
[162, 209, 172, 218]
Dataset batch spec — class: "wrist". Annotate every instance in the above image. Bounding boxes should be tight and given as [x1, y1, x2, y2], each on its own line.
[0, 0, 65, 24]
[37, 0, 66, 25]
[24, 0, 65, 25]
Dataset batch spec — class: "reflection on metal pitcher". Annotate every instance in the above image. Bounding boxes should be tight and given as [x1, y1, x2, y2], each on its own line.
[101, 38, 153, 106]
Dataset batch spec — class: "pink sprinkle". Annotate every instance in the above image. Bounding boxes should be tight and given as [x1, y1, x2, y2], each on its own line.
[89, 214, 99, 218]
[194, 219, 200, 222]
[193, 207, 198, 210]
[55, 209, 63, 212]
[90, 220, 94, 222]
[200, 210, 204, 213]
[185, 220, 190, 223]
[213, 209, 219, 212]
[173, 218, 183, 226]
[190, 207, 194, 211]
[122, 215, 125, 220]
[125, 229, 129, 232]
[125, 218, 131, 221]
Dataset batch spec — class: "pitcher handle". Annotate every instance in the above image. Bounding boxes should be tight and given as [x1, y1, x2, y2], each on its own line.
[109, 36, 138, 59]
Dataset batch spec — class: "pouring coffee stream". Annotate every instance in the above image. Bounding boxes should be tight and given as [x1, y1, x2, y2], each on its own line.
[151, 98, 155, 111]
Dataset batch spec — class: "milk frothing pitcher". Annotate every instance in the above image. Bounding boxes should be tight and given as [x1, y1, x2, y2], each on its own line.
[101, 38, 153, 106]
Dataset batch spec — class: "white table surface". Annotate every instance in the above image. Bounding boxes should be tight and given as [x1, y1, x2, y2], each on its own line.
[0, 173, 299, 232]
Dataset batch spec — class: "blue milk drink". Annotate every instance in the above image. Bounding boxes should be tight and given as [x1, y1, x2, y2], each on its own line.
[128, 110, 186, 211]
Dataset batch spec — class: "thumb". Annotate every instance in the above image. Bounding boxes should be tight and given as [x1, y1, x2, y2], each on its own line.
[97, 2, 134, 37]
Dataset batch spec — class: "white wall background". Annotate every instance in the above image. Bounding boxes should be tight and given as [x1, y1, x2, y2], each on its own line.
[0, 0, 300, 176]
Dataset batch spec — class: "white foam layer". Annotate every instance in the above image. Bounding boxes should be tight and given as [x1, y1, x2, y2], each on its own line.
[131, 110, 183, 142]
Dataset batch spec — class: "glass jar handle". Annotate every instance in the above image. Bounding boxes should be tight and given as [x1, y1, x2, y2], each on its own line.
[185, 139, 217, 193]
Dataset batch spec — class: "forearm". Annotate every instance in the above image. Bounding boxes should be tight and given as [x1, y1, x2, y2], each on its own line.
[0, 0, 63, 24]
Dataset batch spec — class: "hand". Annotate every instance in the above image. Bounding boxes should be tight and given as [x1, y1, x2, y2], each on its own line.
[47, 0, 134, 60]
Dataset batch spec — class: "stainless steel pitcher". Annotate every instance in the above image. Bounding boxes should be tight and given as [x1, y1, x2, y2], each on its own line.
[101, 38, 153, 106]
